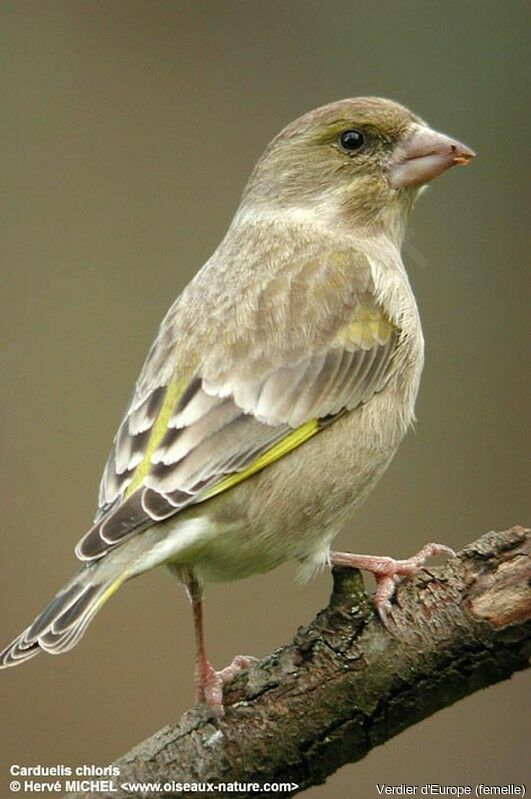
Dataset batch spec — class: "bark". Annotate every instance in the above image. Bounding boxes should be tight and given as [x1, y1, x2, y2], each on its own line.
[70, 526, 530, 798]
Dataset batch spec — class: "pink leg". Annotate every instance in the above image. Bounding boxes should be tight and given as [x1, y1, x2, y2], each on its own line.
[182, 568, 257, 718]
[330, 542, 455, 626]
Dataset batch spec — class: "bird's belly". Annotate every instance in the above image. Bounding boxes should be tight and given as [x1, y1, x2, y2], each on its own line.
[188, 385, 408, 585]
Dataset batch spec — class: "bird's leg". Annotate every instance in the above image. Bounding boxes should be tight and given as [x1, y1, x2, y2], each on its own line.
[183, 569, 216, 705]
[181, 567, 257, 718]
[330, 542, 455, 626]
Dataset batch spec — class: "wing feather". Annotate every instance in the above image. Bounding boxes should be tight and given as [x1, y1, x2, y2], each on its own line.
[78, 248, 401, 563]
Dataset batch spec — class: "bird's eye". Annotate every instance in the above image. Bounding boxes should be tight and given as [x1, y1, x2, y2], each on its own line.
[339, 129, 365, 153]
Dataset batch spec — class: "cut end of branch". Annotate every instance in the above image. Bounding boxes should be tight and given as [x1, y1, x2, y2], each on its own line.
[466, 527, 531, 627]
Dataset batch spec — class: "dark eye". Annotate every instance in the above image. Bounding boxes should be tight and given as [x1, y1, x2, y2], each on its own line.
[339, 129, 365, 152]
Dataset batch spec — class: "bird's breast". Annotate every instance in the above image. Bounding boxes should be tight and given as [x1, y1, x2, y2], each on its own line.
[188, 367, 419, 585]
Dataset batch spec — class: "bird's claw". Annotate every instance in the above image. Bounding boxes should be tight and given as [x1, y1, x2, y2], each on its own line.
[330, 541, 456, 629]
[198, 655, 258, 718]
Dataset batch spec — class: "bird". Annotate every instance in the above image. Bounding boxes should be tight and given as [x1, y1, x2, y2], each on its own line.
[1, 97, 475, 717]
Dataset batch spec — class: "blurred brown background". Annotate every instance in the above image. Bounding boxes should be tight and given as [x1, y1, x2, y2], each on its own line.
[1, 1, 529, 796]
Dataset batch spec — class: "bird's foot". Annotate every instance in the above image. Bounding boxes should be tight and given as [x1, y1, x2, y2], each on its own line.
[196, 654, 258, 718]
[330, 542, 455, 627]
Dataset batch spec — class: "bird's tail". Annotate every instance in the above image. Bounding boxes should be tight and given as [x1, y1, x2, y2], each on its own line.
[0, 562, 127, 669]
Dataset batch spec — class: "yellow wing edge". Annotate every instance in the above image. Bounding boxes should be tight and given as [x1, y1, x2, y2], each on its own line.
[200, 418, 319, 501]
[124, 379, 187, 498]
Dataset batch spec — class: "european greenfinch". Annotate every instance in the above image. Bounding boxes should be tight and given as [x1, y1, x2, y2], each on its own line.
[1, 97, 475, 716]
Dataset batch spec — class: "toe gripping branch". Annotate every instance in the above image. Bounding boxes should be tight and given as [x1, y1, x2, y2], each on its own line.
[330, 542, 456, 626]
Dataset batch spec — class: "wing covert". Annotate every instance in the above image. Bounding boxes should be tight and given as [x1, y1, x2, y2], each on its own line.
[79, 248, 400, 562]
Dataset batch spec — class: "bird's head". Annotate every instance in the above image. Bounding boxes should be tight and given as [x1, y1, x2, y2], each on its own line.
[241, 97, 475, 243]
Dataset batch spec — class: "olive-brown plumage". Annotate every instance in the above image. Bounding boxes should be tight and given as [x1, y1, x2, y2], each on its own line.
[0, 98, 474, 715]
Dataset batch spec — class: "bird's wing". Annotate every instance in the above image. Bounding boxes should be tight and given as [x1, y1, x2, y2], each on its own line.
[76, 248, 400, 561]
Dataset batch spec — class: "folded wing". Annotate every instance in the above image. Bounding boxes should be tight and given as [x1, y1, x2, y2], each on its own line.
[76, 250, 399, 562]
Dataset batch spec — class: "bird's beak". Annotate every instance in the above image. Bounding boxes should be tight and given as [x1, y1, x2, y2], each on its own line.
[388, 124, 476, 189]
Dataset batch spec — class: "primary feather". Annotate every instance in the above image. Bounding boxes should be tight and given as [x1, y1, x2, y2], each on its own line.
[78, 245, 398, 561]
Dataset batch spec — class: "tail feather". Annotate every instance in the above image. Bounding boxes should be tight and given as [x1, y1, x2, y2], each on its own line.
[0, 566, 125, 669]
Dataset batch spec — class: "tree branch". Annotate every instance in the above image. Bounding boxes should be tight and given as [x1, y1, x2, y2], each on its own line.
[71, 526, 530, 798]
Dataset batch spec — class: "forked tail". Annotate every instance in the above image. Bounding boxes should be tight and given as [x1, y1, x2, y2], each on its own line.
[0, 563, 126, 668]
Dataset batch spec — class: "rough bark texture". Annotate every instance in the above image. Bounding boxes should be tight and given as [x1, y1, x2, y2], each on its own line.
[70, 526, 530, 798]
